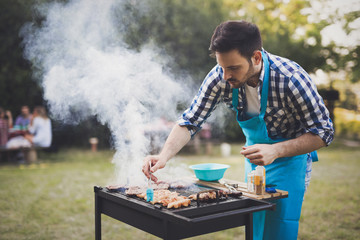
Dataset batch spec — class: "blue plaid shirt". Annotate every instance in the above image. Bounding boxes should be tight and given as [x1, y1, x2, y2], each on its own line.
[178, 50, 334, 146]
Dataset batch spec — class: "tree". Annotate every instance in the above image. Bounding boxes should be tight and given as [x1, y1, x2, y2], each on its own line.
[116, 0, 229, 82]
[0, 0, 44, 115]
[224, 0, 360, 113]
[223, 0, 329, 73]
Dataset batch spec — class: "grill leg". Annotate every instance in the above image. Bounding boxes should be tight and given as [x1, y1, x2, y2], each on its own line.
[163, 220, 174, 240]
[163, 220, 178, 240]
[245, 213, 253, 240]
[95, 193, 101, 240]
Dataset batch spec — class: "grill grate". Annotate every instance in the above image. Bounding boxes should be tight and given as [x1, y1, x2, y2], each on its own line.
[106, 184, 242, 210]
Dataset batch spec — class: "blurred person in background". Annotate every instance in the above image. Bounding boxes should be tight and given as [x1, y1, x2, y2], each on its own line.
[14, 105, 32, 130]
[24, 106, 52, 148]
[0, 107, 13, 146]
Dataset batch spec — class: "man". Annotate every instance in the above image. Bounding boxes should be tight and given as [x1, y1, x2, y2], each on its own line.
[14, 105, 32, 129]
[142, 20, 334, 240]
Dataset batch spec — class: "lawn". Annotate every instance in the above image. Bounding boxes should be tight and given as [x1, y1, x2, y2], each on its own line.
[0, 138, 359, 240]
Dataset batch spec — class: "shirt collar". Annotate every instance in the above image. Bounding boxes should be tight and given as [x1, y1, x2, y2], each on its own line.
[258, 52, 266, 85]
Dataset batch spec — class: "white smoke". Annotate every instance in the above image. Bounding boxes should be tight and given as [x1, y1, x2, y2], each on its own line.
[21, 0, 193, 185]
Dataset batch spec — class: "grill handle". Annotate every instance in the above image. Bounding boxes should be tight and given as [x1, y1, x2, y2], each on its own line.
[196, 189, 219, 207]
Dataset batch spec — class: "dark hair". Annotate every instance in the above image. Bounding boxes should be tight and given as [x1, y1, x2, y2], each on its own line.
[209, 20, 262, 61]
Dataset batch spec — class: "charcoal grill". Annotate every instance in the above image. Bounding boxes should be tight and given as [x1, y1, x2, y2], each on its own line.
[94, 185, 278, 240]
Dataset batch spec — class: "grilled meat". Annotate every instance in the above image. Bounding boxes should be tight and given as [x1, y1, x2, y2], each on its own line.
[125, 186, 147, 196]
[189, 189, 242, 201]
[189, 191, 217, 201]
[135, 189, 191, 209]
[167, 198, 191, 209]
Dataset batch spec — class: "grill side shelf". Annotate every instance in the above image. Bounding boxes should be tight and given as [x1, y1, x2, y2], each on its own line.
[191, 177, 289, 200]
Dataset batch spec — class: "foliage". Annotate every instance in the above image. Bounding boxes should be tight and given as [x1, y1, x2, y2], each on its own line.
[334, 108, 360, 140]
[224, 0, 328, 73]
[0, 0, 44, 115]
[323, 7, 360, 83]
[51, 118, 112, 149]
[117, 0, 228, 82]
[339, 89, 358, 111]
[224, 0, 360, 85]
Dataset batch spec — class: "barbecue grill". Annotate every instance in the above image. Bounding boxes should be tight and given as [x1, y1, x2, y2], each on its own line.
[94, 184, 280, 240]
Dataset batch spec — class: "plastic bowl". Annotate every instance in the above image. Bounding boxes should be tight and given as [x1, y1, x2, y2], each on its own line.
[189, 163, 230, 181]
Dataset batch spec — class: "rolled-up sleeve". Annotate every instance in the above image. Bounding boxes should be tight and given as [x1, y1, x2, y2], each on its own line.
[178, 65, 223, 137]
[287, 71, 334, 145]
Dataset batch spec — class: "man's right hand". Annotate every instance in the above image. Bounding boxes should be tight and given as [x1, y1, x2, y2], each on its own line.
[142, 155, 167, 182]
[141, 124, 192, 183]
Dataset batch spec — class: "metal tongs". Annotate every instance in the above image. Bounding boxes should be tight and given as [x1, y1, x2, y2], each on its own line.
[224, 183, 237, 192]
[146, 161, 154, 202]
[219, 179, 238, 192]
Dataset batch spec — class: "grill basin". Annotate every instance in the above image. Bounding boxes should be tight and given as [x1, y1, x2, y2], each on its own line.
[189, 163, 230, 181]
[94, 185, 276, 240]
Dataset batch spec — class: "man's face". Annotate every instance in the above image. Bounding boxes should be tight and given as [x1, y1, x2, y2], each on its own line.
[21, 106, 30, 117]
[216, 50, 258, 89]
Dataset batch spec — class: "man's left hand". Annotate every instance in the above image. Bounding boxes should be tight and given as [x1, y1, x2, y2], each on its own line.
[240, 144, 279, 166]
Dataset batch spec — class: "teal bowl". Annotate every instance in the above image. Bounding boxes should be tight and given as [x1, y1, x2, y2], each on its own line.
[189, 163, 230, 181]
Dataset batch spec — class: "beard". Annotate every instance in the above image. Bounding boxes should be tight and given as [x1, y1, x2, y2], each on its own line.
[228, 62, 259, 88]
[245, 64, 260, 87]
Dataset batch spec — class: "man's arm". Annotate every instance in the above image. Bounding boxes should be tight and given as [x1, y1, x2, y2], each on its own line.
[241, 67, 334, 166]
[142, 124, 191, 182]
[240, 132, 326, 166]
[142, 65, 225, 181]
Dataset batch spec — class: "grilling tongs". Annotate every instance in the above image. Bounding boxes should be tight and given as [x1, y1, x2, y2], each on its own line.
[219, 179, 238, 192]
[146, 161, 154, 202]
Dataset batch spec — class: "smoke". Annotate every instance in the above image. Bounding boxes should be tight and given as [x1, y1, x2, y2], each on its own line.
[21, 0, 193, 185]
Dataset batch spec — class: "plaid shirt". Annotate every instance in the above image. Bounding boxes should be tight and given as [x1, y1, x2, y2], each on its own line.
[178, 50, 334, 146]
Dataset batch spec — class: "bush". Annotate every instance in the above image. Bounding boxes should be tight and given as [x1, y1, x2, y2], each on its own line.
[334, 108, 360, 140]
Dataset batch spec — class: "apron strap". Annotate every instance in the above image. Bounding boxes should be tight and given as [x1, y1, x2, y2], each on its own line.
[232, 88, 239, 109]
[259, 50, 270, 118]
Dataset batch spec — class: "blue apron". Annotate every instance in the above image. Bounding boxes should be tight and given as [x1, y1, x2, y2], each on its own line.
[232, 52, 309, 240]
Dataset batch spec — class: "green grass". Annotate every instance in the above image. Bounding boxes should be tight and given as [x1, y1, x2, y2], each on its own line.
[0, 139, 359, 240]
